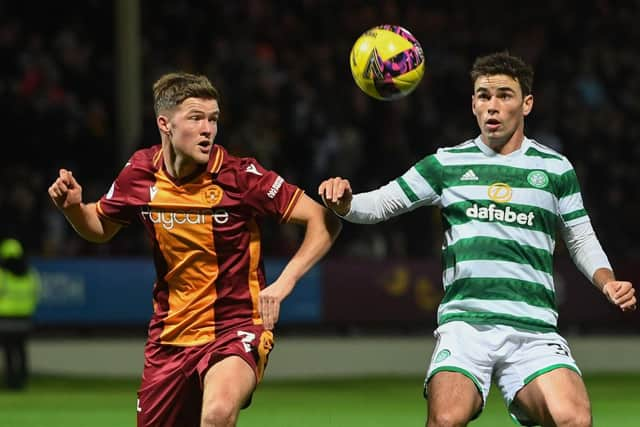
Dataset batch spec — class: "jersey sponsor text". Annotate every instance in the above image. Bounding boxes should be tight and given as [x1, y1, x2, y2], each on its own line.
[141, 208, 210, 230]
[465, 203, 535, 226]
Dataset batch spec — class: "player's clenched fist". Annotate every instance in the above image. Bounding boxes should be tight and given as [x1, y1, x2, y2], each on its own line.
[603, 281, 637, 312]
[48, 169, 83, 210]
[318, 177, 353, 216]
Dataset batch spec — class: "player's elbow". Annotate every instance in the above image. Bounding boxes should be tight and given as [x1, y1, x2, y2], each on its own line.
[87, 234, 114, 244]
[76, 231, 113, 244]
[74, 220, 121, 244]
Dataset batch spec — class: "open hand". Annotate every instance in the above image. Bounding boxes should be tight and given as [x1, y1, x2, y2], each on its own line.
[259, 284, 285, 330]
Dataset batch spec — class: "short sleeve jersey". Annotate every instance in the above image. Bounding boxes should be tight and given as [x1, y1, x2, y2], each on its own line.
[395, 137, 589, 332]
[97, 144, 303, 346]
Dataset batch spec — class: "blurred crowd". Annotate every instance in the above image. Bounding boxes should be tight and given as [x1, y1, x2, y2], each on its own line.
[2, 0, 639, 261]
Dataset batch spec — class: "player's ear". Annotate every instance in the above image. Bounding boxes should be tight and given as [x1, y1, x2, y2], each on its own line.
[157, 115, 171, 135]
[471, 94, 477, 116]
[523, 94, 533, 116]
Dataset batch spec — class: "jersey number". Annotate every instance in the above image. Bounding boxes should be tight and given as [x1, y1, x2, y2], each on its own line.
[237, 331, 256, 353]
[546, 343, 570, 357]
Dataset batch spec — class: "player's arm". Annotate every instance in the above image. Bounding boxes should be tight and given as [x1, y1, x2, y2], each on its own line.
[562, 220, 636, 312]
[259, 194, 342, 329]
[48, 168, 122, 243]
[318, 177, 421, 223]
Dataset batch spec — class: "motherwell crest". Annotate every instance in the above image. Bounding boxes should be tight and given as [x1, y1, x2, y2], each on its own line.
[204, 185, 223, 206]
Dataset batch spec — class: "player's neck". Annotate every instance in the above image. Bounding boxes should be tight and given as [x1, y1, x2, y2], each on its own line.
[483, 132, 525, 155]
[163, 153, 203, 181]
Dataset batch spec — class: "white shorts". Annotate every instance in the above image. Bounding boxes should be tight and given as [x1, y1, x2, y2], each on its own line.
[424, 321, 581, 425]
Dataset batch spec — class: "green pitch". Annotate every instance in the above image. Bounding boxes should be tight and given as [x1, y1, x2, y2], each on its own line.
[1, 374, 638, 426]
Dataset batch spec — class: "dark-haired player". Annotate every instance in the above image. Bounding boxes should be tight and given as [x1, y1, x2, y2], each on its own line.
[319, 52, 635, 427]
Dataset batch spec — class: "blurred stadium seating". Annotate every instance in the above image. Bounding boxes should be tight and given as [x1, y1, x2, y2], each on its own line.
[2, 1, 639, 335]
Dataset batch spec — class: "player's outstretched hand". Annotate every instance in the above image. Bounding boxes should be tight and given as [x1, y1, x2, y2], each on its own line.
[603, 281, 637, 312]
[48, 169, 83, 210]
[318, 177, 353, 216]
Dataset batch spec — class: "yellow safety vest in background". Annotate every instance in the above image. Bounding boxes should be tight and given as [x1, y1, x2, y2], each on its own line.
[0, 268, 40, 317]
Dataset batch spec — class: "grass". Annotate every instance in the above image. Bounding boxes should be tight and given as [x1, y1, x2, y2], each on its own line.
[0, 374, 638, 426]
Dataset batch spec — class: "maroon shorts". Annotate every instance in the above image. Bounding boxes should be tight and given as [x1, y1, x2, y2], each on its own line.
[136, 324, 274, 427]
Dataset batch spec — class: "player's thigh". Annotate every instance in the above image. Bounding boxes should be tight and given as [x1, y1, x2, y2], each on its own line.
[202, 355, 257, 416]
[515, 367, 591, 426]
[136, 342, 202, 427]
[427, 371, 483, 424]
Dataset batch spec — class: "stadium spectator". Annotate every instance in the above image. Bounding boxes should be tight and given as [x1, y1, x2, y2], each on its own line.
[318, 51, 637, 427]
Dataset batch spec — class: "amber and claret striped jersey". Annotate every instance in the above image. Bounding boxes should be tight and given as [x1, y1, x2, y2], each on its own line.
[97, 144, 303, 346]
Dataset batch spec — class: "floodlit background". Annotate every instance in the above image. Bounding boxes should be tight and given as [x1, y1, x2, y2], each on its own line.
[1, 1, 639, 425]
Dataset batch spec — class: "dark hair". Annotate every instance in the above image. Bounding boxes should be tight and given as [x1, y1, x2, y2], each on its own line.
[153, 72, 220, 116]
[470, 51, 534, 96]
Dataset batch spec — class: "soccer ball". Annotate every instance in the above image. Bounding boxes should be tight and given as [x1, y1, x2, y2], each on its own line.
[350, 25, 425, 101]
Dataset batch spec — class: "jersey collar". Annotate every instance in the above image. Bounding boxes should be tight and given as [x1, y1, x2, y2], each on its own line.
[208, 144, 225, 175]
[474, 135, 531, 158]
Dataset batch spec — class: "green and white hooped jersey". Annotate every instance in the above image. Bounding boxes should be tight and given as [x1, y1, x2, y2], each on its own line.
[397, 137, 590, 332]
